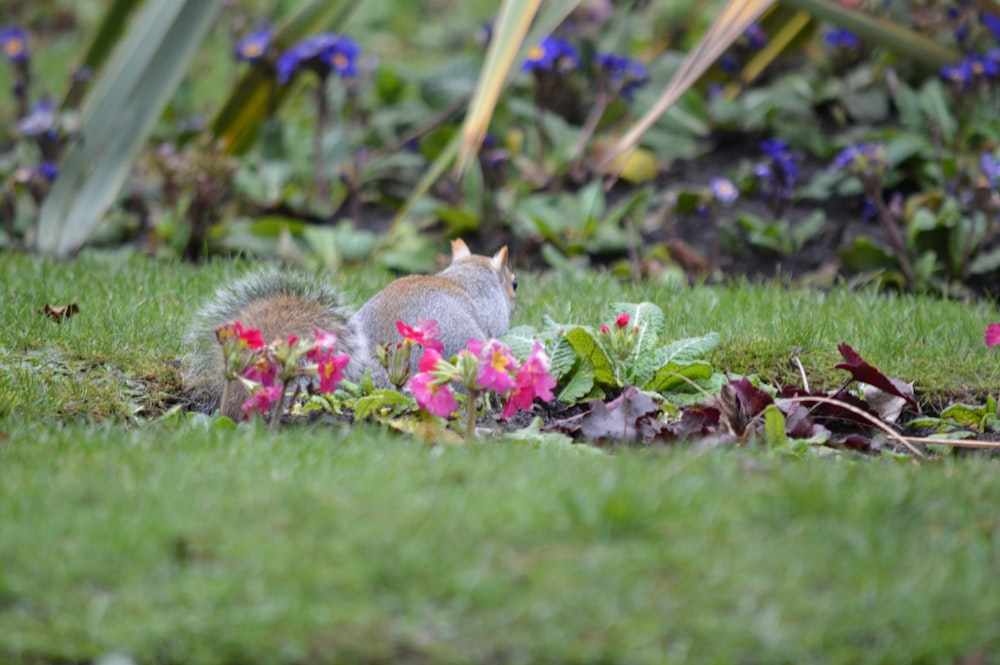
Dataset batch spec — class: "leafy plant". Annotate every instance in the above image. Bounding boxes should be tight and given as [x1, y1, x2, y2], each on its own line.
[504, 301, 722, 404]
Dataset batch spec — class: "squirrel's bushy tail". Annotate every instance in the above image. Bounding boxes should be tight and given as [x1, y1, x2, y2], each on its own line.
[182, 266, 367, 417]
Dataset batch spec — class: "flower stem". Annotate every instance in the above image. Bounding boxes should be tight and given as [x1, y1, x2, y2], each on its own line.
[268, 386, 286, 432]
[870, 178, 914, 288]
[220, 380, 232, 419]
[313, 75, 330, 204]
[464, 389, 478, 439]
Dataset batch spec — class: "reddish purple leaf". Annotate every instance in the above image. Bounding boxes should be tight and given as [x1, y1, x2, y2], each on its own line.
[580, 387, 659, 444]
[834, 343, 919, 413]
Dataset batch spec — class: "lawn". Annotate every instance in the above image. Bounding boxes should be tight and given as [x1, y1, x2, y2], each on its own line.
[2, 251, 1000, 664]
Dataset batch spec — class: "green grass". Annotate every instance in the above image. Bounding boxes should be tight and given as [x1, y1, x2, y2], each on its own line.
[3, 421, 1000, 665]
[3, 250, 1000, 664]
[1, 250, 998, 420]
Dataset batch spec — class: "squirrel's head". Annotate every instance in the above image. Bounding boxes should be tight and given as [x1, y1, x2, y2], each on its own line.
[450, 238, 517, 315]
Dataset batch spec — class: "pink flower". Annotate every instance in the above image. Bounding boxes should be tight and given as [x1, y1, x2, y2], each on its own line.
[316, 354, 350, 393]
[310, 328, 338, 353]
[244, 356, 278, 387]
[501, 342, 556, 419]
[615, 313, 630, 328]
[241, 385, 282, 420]
[986, 323, 1000, 347]
[216, 321, 265, 350]
[396, 319, 445, 352]
[407, 372, 458, 417]
[600, 325, 610, 334]
[304, 329, 350, 393]
[476, 339, 517, 394]
[418, 348, 446, 373]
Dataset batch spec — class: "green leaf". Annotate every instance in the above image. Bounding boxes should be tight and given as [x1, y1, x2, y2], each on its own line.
[547, 336, 579, 381]
[354, 390, 412, 421]
[968, 247, 1000, 276]
[558, 360, 595, 404]
[609, 302, 665, 338]
[608, 302, 665, 387]
[837, 236, 896, 273]
[778, 0, 960, 69]
[918, 79, 957, 144]
[653, 332, 722, 366]
[504, 418, 603, 454]
[763, 404, 788, 450]
[501, 326, 540, 360]
[64, 0, 145, 106]
[645, 360, 714, 394]
[565, 328, 617, 388]
[37, 0, 224, 257]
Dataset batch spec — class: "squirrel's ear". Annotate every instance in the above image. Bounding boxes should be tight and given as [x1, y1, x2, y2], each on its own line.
[491, 246, 509, 270]
[451, 238, 471, 261]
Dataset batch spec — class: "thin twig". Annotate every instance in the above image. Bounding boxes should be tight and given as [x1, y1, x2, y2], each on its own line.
[776, 395, 924, 458]
[791, 350, 809, 393]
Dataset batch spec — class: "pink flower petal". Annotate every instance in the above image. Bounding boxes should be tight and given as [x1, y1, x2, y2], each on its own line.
[986, 323, 1000, 347]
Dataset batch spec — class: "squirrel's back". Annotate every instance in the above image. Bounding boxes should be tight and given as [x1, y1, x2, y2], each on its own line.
[182, 266, 367, 417]
[352, 241, 516, 380]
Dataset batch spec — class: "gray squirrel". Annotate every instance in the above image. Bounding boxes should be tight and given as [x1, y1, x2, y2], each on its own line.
[183, 239, 517, 418]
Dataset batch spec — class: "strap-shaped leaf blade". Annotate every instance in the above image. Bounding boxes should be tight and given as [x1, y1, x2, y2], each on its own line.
[37, 0, 223, 257]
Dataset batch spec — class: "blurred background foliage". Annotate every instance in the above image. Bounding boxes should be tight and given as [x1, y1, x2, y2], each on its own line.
[2, 0, 1000, 297]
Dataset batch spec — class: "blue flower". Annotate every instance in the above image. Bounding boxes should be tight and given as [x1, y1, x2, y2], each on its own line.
[235, 26, 272, 64]
[1, 27, 28, 63]
[824, 28, 861, 49]
[594, 52, 648, 100]
[522, 36, 578, 73]
[982, 152, 1000, 188]
[276, 33, 359, 84]
[17, 99, 56, 137]
[710, 177, 739, 204]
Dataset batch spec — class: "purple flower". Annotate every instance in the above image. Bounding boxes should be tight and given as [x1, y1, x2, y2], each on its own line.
[759, 139, 800, 187]
[982, 152, 1000, 187]
[522, 36, 578, 73]
[719, 53, 740, 74]
[711, 177, 739, 204]
[17, 99, 56, 137]
[235, 26, 272, 64]
[37, 161, 58, 181]
[754, 139, 801, 206]
[325, 36, 359, 77]
[982, 12, 1000, 42]
[824, 28, 861, 49]
[831, 142, 886, 173]
[745, 23, 768, 49]
[276, 33, 359, 84]
[941, 60, 972, 84]
[594, 52, 648, 100]
[1, 27, 28, 63]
